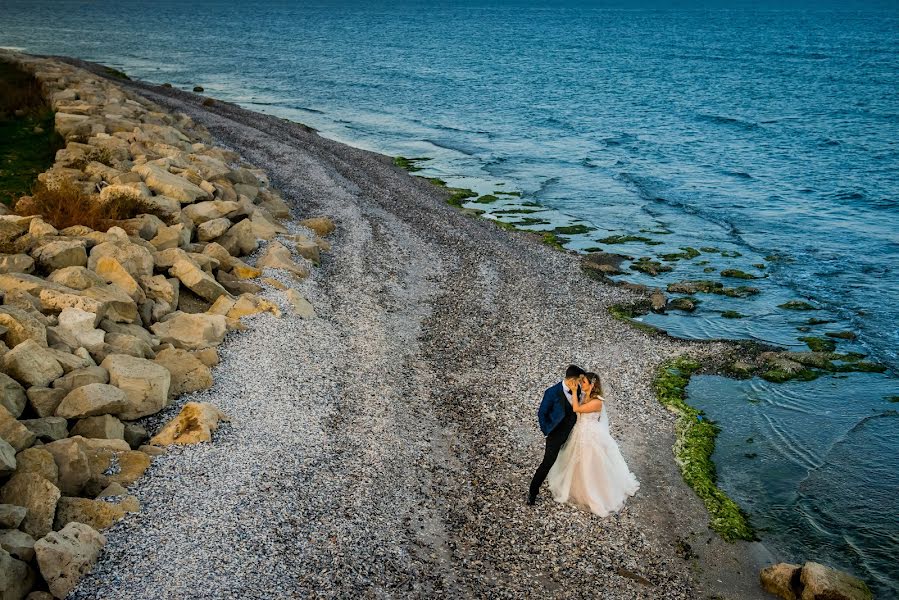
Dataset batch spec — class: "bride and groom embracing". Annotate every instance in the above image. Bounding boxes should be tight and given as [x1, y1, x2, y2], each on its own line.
[528, 365, 639, 515]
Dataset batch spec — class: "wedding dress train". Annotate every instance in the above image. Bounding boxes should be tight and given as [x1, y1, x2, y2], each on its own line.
[546, 407, 639, 516]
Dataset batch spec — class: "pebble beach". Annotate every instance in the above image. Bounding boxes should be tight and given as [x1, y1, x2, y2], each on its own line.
[49, 62, 773, 599]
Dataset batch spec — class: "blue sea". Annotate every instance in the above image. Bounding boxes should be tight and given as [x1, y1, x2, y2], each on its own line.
[2, 1, 897, 595]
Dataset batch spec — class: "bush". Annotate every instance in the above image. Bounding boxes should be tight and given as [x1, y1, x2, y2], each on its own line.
[23, 180, 143, 230]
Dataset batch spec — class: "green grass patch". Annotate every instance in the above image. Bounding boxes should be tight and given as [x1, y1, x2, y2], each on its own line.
[553, 224, 594, 235]
[0, 60, 64, 206]
[779, 300, 817, 311]
[655, 357, 754, 542]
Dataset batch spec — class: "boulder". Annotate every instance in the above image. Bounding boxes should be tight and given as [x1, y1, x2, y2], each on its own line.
[799, 562, 871, 600]
[150, 402, 229, 446]
[20, 418, 68, 442]
[0, 528, 35, 561]
[0, 503, 26, 528]
[2, 339, 63, 388]
[105, 450, 151, 487]
[150, 312, 227, 351]
[100, 354, 171, 420]
[133, 163, 210, 203]
[196, 217, 231, 242]
[93, 256, 145, 303]
[0, 373, 26, 418]
[40, 437, 89, 497]
[761, 563, 801, 600]
[140, 274, 178, 306]
[55, 384, 127, 419]
[12, 447, 58, 485]
[31, 241, 87, 271]
[149, 223, 190, 251]
[0, 473, 60, 539]
[181, 200, 240, 225]
[216, 218, 257, 257]
[0, 305, 48, 348]
[71, 414, 124, 440]
[87, 240, 154, 280]
[79, 283, 139, 323]
[226, 293, 280, 320]
[0, 546, 35, 600]
[47, 266, 105, 290]
[256, 241, 309, 278]
[284, 289, 315, 319]
[299, 216, 335, 237]
[55, 308, 105, 351]
[53, 494, 139, 531]
[284, 234, 321, 264]
[169, 258, 229, 302]
[34, 522, 106, 599]
[0, 405, 36, 452]
[51, 366, 109, 394]
[0, 253, 35, 274]
[122, 422, 148, 450]
[100, 332, 155, 360]
[38, 288, 108, 321]
[26, 388, 67, 419]
[0, 438, 14, 476]
[153, 347, 213, 397]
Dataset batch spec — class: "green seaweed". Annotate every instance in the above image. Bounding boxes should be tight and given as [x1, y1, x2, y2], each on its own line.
[806, 317, 832, 325]
[541, 233, 568, 250]
[779, 300, 817, 311]
[491, 208, 543, 215]
[703, 267, 716, 273]
[720, 250, 743, 258]
[660, 247, 701, 261]
[445, 188, 477, 207]
[630, 257, 673, 276]
[426, 177, 447, 187]
[720, 269, 758, 280]
[511, 217, 550, 227]
[474, 194, 499, 204]
[494, 190, 522, 197]
[669, 297, 699, 312]
[654, 357, 754, 542]
[721, 311, 746, 319]
[825, 331, 857, 340]
[598, 234, 653, 244]
[393, 156, 431, 172]
[700, 247, 720, 253]
[887, 396, 899, 403]
[799, 336, 837, 353]
[761, 368, 821, 383]
[583, 246, 603, 253]
[554, 224, 594, 235]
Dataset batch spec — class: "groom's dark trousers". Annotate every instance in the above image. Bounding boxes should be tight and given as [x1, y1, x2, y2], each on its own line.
[529, 410, 577, 501]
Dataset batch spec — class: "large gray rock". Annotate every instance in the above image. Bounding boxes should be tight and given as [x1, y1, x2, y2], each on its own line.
[0, 473, 60, 539]
[133, 163, 210, 204]
[169, 258, 228, 302]
[181, 200, 240, 224]
[55, 383, 127, 419]
[0, 373, 26, 418]
[0, 503, 26, 528]
[55, 307, 105, 351]
[0, 438, 15, 476]
[153, 347, 213, 397]
[0, 305, 48, 348]
[0, 546, 35, 600]
[47, 266, 105, 290]
[31, 240, 88, 271]
[12, 447, 58, 485]
[2, 339, 64, 387]
[100, 354, 171, 420]
[0, 405, 36, 452]
[196, 217, 231, 242]
[150, 311, 227, 351]
[51, 366, 109, 394]
[0, 528, 35, 561]
[799, 562, 872, 600]
[70, 414, 125, 440]
[216, 218, 257, 257]
[34, 522, 105, 599]
[20, 417, 68, 442]
[87, 240, 154, 280]
[0, 253, 35, 274]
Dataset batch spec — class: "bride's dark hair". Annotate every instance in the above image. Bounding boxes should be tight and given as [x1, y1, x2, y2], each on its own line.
[584, 372, 602, 399]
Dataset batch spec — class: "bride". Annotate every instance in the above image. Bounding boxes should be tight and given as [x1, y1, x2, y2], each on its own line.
[546, 372, 639, 516]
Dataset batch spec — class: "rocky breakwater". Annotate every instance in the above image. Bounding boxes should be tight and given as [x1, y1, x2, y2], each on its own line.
[0, 50, 333, 599]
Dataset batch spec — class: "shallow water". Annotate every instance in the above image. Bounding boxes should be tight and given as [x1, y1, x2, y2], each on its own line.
[2, 0, 897, 594]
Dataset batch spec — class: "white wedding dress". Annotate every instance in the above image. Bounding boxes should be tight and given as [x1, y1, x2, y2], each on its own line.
[546, 406, 639, 516]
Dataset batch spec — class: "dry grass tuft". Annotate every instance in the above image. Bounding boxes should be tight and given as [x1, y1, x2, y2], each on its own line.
[23, 180, 144, 230]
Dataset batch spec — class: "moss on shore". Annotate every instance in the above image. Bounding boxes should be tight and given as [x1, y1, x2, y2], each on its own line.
[393, 156, 430, 172]
[655, 357, 755, 542]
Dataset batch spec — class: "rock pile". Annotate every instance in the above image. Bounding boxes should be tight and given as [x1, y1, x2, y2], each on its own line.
[0, 50, 334, 598]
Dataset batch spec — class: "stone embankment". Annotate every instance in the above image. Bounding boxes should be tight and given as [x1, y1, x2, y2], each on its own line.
[0, 50, 331, 599]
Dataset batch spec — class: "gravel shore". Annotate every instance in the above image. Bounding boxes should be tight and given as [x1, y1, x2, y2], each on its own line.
[64, 61, 772, 600]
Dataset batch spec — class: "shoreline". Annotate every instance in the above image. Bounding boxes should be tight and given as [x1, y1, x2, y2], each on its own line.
[49, 55, 776, 598]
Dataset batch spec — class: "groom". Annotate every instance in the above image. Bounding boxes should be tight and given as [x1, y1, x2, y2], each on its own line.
[528, 365, 586, 505]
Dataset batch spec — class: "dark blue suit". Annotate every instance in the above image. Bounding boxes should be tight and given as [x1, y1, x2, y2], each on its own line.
[529, 382, 578, 502]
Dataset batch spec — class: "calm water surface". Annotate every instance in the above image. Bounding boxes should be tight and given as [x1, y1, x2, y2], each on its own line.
[2, 1, 896, 594]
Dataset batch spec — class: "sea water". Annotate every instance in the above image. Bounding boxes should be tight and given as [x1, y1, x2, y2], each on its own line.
[1, 0, 896, 594]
